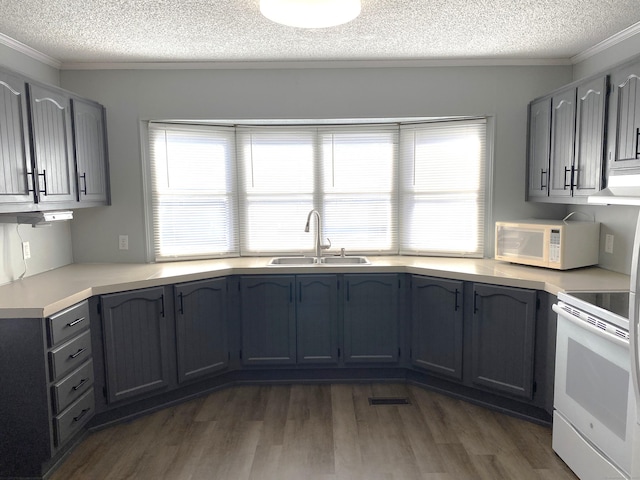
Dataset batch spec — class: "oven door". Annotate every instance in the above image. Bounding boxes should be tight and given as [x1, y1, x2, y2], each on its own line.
[553, 305, 634, 476]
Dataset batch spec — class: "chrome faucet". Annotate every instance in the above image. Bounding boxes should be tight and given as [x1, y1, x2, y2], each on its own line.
[304, 209, 331, 262]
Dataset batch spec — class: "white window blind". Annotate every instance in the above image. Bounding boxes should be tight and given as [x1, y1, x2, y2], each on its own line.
[236, 126, 398, 255]
[148, 123, 237, 260]
[319, 127, 398, 253]
[400, 119, 486, 256]
[237, 127, 315, 254]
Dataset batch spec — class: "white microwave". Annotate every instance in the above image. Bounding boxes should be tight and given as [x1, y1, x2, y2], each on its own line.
[495, 219, 600, 270]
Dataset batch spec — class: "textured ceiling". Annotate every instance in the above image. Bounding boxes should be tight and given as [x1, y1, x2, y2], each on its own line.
[1, 0, 640, 66]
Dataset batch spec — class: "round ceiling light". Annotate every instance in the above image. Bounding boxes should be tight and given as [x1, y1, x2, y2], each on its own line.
[260, 0, 361, 29]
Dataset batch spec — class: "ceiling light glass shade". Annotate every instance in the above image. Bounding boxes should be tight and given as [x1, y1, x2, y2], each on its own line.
[260, 0, 361, 28]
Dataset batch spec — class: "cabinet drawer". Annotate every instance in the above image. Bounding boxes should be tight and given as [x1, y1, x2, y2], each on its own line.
[47, 300, 90, 347]
[49, 330, 92, 381]
[53, 388, 94, 447]
[52, 359, 94, 414]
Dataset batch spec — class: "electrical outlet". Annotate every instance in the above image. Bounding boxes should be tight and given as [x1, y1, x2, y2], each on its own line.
[605, 234, 614, 254]
[118, 235, 129, 250]
[22, 241, 31, 259]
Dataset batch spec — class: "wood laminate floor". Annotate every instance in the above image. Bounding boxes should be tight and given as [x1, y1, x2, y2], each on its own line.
[50, 383, 578, 480]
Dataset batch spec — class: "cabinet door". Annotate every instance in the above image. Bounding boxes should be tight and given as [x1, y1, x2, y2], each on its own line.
[28, 83, 76, 205]
[296, 275, 339, 365]
[608, 61, 640, 170]
[527, 97, 551, 198]
[573, 75, 607, 196]
[71, 98, 110, 205]
[411, 276, 463, 380]
[343, 274, 399, 364]
[175, 278, 228, 383]
[471, 284, 537, 399]
[549, 88, 576, 198]
[240, 276, 296, 365]
[101, 287, 171, 403]
[0, 69, 33, 210]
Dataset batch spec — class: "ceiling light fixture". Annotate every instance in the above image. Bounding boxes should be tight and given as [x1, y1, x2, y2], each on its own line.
[260, 0, 361, 29]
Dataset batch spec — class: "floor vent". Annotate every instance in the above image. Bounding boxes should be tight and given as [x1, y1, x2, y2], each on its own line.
[368, 397, 410, 406]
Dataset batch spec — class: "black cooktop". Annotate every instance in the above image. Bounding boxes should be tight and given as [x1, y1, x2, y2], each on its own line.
[563, 291, 630, 320]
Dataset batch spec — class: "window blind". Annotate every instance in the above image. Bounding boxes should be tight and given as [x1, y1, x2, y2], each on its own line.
[148, 123, 237, 260]
[399, 119, 486, 256]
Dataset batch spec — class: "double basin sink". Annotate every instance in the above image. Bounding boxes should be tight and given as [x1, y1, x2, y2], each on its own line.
[269, 256, 370, 266]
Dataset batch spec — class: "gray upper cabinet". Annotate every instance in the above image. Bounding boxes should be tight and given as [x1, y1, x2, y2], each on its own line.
[240, 275, 296, 365]
[100, 287, 172, 404]
[71, 97, 110, 205]
[174, 277, 228, 383]
[549, 87, 576, 198]
[527, 75, 608, 203]
[343, 274, 399, 364]
[28, 82, 77, 205]
[296, 275, 339, 365]
[470, 284, 537, 399]
[527, 97, 551, 199]
[410, 275, 463, 380]
[573, 76, 607, 196]
[0, 68, 33, 211]
[607, 59, 640, 171]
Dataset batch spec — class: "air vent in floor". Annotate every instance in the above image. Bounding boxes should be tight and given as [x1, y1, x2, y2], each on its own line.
[368, 397, 410, 406]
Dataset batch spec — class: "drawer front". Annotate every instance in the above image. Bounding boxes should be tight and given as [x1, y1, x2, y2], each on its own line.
[52, 359, 94, 414]
[48, 300, 90, 347]
[49, 330, 92, 381]
[53, 388, 95, 447]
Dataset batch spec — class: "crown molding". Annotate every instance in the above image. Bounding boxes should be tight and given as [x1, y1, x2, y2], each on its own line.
[60, 57, 572, 71]
[572, 20, 640, 64]
[0, 32, 61, 69]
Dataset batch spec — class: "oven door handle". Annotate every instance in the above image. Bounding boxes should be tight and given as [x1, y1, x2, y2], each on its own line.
[552, 304, 629, 348]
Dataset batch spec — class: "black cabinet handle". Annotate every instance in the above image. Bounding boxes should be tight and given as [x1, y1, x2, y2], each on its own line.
[636, 128, 640, 159]
[563, 166, 572, 190]
[38, 170, 48, 195]
[79, 173, 88, 195]
[27, 171, 36, 193]
[73, 407, 90, 422]
[454, 289, 460, 312]
[160, 294, 165, 317]
[178, 292, 184, 314]
[66, 317, 85, 327]
[540, 169, 547, 190]
[69, 347, 86, 359]
[473, 292, 479, 314]
[72, 378, 89, 391]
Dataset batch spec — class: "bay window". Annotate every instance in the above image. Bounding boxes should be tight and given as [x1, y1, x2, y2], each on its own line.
[147, 118, 487, 261]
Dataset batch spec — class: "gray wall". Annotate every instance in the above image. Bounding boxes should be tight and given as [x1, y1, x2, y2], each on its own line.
[0, 45, 73, 285]
[60, 65, 571, 264]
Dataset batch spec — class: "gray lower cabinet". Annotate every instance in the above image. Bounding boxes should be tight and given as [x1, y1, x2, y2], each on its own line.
[240, 275, 296, 365]
[174, 277, 228, 383]
[296, 274, 339, 364]
[343, 273, 399, 364]
[410, 275, 463, 380]
[0, 300, 94, 479]
[100, 287, 172, 403]
[470, 283, 537, 399]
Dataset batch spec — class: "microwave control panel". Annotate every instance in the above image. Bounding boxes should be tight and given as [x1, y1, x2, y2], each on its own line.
[549, 229, 561, 263]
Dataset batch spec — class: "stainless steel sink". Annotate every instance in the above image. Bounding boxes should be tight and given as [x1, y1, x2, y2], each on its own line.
[320, 256, 370, 265]
[268, 257, 317, 265]
[268, 256, 370, 265]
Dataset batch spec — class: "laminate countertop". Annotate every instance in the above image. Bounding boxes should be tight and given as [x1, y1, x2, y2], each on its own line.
[0, 256, 630, 319]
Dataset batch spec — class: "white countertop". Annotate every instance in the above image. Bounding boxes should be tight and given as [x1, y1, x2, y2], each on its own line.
[0, 256, 630, 319]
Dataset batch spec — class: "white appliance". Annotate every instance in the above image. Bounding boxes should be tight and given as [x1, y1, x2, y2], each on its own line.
[495, 219, 600, 270]
[552, 291, 638, 479]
